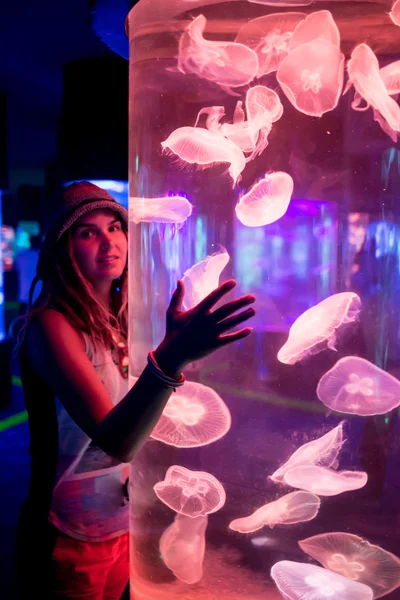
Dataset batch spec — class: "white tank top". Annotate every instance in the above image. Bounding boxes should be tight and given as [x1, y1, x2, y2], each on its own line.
[49, 332, 130, 542]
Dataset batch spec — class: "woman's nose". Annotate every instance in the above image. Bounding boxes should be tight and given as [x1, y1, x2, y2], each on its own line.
[100, 233, 114, 249]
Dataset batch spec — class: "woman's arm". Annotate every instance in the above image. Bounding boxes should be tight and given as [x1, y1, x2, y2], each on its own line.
[27, 280, 255, 462]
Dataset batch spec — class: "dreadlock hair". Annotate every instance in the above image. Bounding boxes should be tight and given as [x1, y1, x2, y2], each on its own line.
[13, 217, 128, 355]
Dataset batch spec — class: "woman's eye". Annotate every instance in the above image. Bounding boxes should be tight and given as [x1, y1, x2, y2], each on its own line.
[81, 230, 94, 238]
[110, 224, 122, 232]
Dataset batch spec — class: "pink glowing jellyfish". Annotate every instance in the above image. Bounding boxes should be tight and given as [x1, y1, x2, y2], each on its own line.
[379, 60, 400, 95]
[181, 249, 230, 310]
[390, 0, 400, 26]
[271, 560, 374, 600]
[235, 12, 306, 76]
[159, 513, 208, 584]
[316, 356, 400, 416]
[150, 380, 231, 448]
[299, 532, 400, 598]
[153, 465, 226, 518]
[161, 126, 246, 187]
[248, 0, 313, 5]
[178, 14, 259, 89]
[346, 44, 400, 141]
[229, 491, 320, 534]
[283, 465, 367, 496]
[277, 38, 344, 117]
[277, 292, 361, 365]
[235, 171, 294, 227]
[129, 195, 193, 225]
[270, 422, 345, 483]
[288, 10, 340, 51]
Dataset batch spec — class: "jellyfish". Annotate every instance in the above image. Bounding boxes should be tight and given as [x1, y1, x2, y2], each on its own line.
[161, 126, 246, 186]
[181, 249, 230, 310]
[153, 465, 226, 518]
[270, 422, 345, 483]
[277, 38, 344, 117]
[249, 0, 313, 5]
[159, 513, 208, 584]
[229, 491, 320, 534]
[316, 356, 400, 416]
[288, 10, 340, 51]
[379, 60, 400, 95]
[235, 171, 294, 227]
[283, 465, 367, 496]
[277, 292, 361, 365]
[129, 195, 193, 225]
[346, 44, 400, 140]
[222, 86, 283, 160]
[178, 14, 259, 89]
[271, 560, 374, 600]
[299, 532, 400, 598]
[150, 380, 231, 448]
[235, 12, 306, 76]
[389, 0, 400, 27]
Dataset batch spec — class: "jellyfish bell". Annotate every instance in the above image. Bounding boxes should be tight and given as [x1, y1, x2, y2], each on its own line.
[153, 465, 226, 518]
[228, 491, 320, 534]
[270, 422, 345, 483]
[379, 60, 400, 95]
[289, 10, 341, 51]
[283, 465, 367, 496]
[298, 532, 400, 598]
[277, 292, 361, 365]
[129, 195, 193, 225]
[235, 12, 306, 76]
[277, 38, 345, 117]
[347, 44, 400, 138]
[271, 561, 374, 600]
[150, 380, 232, 448]
[235, 171, 294, 227]
[316, 356, 400, 416]
[159, 513, 208, 584]
[161, 126, 246, 186]
[389, 0, 400, 26]
[181, 249, 230, 310]
[178, 14, 259, 88]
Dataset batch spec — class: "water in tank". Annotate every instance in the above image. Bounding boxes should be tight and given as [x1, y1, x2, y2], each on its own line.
[127, 1, 400, 598]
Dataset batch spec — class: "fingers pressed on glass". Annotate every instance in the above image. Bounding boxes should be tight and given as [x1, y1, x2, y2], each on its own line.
[195, 279, 237, 313]
[215, 308, 256, 334]
[210, 295, 256, 323]
[216, 327, 253, 347]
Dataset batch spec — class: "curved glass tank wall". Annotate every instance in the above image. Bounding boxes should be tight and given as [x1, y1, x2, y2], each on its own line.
[127, 1, 400, 598]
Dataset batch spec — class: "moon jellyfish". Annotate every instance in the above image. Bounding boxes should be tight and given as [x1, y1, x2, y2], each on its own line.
[316, 356, 400, 416]
[277, 38, 344, 117]
[390, 0, 400, 27]
[235, 12, 306, 76]
[229, 491, 320, 533]
[159, 513, 208, 584]
[161, 126, 246, 186]
[235, 171, 294, 227]
[248, 0, 312, 5]
[289, 10, 340, 51]
[129, 195, 193, 225]
[150, 380, 231, 448]
[347, 44, 400, 139]
[277, 292, 361, 365]
[283, 465, 367, 496]
[178, 14, 259, 89]
[299, 532, 400, 598]
[270, 422, 345, 483]
[379, 60, 400, 95]
[271, 560, 374, 600]
[181, 249, 230, 309]
[153, 465, 226, 517]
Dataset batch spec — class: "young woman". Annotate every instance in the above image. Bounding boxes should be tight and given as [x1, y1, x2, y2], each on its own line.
[15, 181, 256, 600]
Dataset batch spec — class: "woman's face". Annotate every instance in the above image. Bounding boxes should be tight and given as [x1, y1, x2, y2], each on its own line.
[71, 208, 127, 287]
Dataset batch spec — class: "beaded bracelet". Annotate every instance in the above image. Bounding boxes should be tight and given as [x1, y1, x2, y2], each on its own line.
[147, 350, 186, 391]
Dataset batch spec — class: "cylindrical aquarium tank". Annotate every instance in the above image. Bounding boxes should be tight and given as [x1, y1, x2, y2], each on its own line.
[127, 1, 400, 598]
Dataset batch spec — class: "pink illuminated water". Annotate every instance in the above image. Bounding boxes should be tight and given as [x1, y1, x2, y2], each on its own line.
[299, 532, 400, 598]
[128, 2, 400, 598]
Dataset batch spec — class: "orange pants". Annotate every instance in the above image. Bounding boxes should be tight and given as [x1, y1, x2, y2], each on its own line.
[50, 532, 129, 600]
